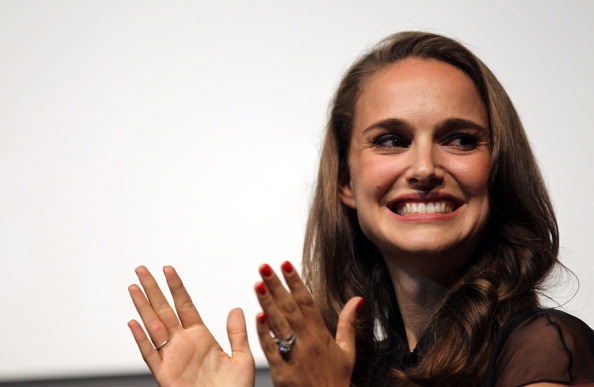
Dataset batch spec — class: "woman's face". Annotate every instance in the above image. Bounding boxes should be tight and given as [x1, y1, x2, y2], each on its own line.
[340, 58, 490, 274]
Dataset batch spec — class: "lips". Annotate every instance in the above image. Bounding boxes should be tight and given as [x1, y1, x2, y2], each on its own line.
[388, 197, 461, 217]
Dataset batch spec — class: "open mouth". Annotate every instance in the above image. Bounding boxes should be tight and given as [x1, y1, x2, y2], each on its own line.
[389, 200, 459, 216]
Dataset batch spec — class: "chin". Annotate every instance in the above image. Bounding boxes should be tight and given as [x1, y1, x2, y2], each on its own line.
[377, 233, 480, 268]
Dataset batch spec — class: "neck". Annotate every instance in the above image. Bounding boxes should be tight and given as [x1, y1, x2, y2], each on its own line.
[384, 258, 452, 352]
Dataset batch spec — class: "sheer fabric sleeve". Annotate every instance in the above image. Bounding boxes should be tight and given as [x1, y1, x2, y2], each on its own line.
[484, 308, 594, 387]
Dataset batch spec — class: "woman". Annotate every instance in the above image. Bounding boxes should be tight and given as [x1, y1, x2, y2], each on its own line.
[128, 32, 594, 386]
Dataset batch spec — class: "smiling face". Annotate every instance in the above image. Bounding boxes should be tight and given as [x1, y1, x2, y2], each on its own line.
[340, 58, 490, 276]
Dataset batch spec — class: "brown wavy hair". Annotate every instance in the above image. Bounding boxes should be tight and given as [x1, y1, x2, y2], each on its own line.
[302, 31, 559, 386]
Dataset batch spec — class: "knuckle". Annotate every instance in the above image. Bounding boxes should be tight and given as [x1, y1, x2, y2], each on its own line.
[268, 318, 289, 335]
[148, 318, 166, 332]
[178, 299, 195, 312]
[154, 302, 169, 313]
[279, 299, 299, 315]
[294, 292, 315, 308]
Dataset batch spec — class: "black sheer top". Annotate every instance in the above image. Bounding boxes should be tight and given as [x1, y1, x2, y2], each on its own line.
[377, 308, 594, 386]
[483, 308, 594, 386]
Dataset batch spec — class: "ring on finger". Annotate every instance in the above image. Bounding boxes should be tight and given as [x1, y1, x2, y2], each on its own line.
[272, 330, 296, 353]
[155, 339, 169, 350]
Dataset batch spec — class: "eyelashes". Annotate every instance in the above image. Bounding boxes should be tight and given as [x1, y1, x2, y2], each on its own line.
[371, 133, 408, 148]
[370, 132, 482, 151]
[442, 133, 481, 150]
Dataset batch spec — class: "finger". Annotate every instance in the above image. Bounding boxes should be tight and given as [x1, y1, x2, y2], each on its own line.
[255, 312, 283, 365]
[335, 297, 364, 363]
[128, 319, 162, 372]
[226, 308, 253, 358]
[259, 264, 305, 331]
[279, 261, 324, 325]
[135, 266, 180, 329]
[129, 284, 170, 348]
[254, 280, 294, 340]
[163, 266, 203, 328]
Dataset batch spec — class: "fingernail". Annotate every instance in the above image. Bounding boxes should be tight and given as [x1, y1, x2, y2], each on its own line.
[259, 264, 272, 277]
[255, 282, 267, 295]
[257, 312, 266, 325]
[281, 261, 293, 273]
[356, 298, 365, 311]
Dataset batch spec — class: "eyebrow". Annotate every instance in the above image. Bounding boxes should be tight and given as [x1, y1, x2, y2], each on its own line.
[362, 118, 410, 135]
[437, 118, 489, 134]
[362, 117, 488, 135]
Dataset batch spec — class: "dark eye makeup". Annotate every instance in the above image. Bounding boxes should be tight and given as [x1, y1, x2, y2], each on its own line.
[442, 133, 482, 150]
[371, 133, 409, 148]
[371, 132, 482, 151]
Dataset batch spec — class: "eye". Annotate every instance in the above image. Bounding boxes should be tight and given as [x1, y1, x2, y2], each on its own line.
[372, 133, 408, 148]
[442, 133, 480, 151]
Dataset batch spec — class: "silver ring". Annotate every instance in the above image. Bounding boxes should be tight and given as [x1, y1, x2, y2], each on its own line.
[273, 330, 296, 353]
[155, 339, 169, 350]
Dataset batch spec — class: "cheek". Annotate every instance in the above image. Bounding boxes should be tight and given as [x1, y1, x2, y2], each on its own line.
[451, 155, 490, 196]
[352, 156, 402, 200]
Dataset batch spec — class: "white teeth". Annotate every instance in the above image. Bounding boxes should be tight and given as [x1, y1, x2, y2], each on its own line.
[396, 202, 454, 216]
[418, 203, 427, 213]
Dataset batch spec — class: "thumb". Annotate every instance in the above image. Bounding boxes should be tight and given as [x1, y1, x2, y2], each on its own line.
[227, 308, 252, 357]
[335, 297, 364, 361]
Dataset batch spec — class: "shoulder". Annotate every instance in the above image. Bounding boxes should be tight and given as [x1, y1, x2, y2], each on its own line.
[503, 308, 594, 354]
[484, 308, 594, 387]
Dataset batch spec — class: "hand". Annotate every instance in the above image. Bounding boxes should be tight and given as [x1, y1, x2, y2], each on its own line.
[254, 261, 363, 387]
[128, 265, 255, 387]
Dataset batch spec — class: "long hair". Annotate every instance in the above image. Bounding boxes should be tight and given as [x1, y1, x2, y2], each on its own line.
[302, 31, 559, 386]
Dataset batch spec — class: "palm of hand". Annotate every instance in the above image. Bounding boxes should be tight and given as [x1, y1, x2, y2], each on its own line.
[155, 326, 254, 387]
[128, 266, 255, 387]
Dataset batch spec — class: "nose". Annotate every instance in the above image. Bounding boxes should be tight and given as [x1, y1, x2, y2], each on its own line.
[405, 143, 444, 188]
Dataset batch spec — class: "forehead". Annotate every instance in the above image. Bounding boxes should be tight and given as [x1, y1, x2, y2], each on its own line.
[353, 58, 487, 130]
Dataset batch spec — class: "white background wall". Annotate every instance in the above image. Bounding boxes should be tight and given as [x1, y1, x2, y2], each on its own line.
[1, 0, 593, 381]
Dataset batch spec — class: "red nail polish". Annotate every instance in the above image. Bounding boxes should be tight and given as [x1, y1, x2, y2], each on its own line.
[257, 312, 267, 325]
[259, 264, 272, 277]
[356, 298, 365, 311]
[255, 282, 267, 295]
[281, 261, 293, 273]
